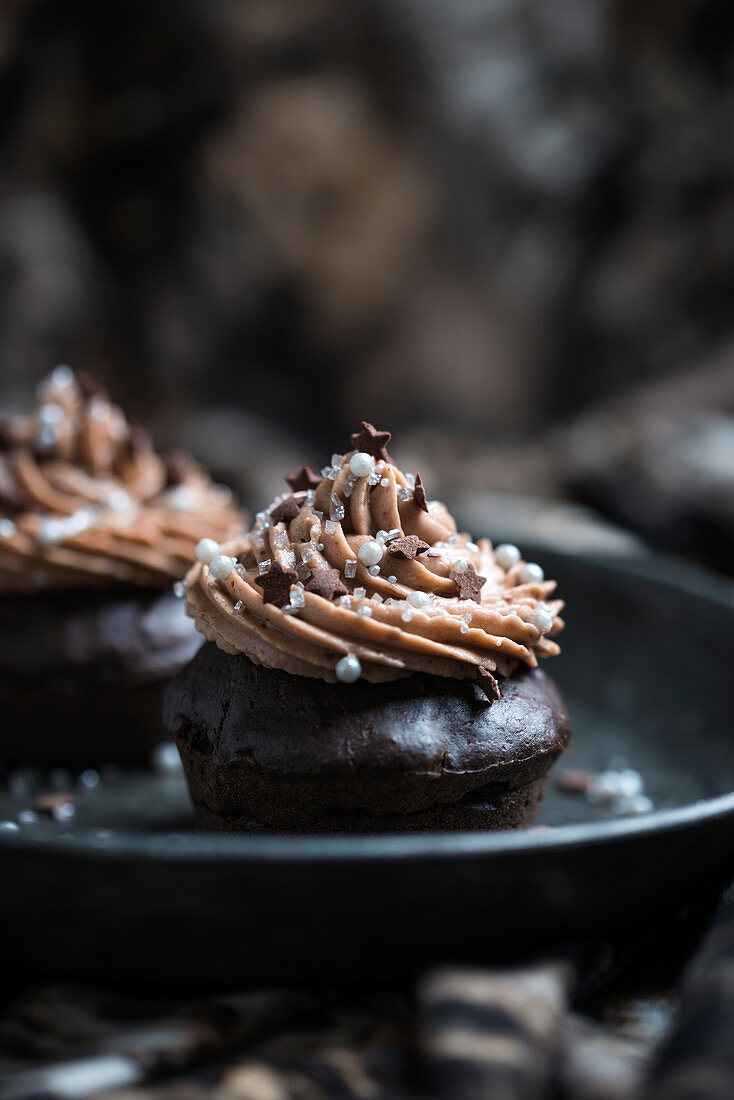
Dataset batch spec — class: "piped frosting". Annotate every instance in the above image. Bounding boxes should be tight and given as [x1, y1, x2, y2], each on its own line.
[0, 366, 244, 592]
[185, 423, 564, 685]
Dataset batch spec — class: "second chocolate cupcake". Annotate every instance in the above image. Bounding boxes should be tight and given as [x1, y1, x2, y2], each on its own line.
[0, 367, 245, 768]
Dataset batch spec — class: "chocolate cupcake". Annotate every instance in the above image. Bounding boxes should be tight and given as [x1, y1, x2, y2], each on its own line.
[0, 366, 245, 768]
[166, 424, 569, 832]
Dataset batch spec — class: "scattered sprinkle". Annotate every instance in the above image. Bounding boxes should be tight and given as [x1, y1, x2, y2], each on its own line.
[152, 742, 183, 774]
[344, 559, 357, 579]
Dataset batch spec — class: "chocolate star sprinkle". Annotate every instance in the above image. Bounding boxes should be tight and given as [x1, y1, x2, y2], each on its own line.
[413, 472, 429, 513]
[165, 452, 196, 487]
[75, 370, 108, 400]
[0, 420, 28, 451]
[285, 464, 321, 492]
[305, 566, 348, 600]
[477, 667, 501, 703]
[35, 791, 77, 815]
[122, 424, 152, 461]
[454, 564, 486, 602]
[387, 535, 430, 561]
[350, 421, 392, 463]
[270, 496, 303, 524]
[256, 561, 299, 607]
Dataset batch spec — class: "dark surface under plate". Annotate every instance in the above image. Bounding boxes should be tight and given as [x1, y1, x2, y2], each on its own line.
[1, 548, 734, 987]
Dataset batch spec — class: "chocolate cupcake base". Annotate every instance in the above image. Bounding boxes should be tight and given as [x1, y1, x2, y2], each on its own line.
[192, 775, 552, 833]
[0, 587, 201, 770]
[166, 644, 570, 833]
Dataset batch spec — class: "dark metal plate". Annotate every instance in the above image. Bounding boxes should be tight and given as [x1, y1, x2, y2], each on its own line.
[2, 549, 734, 987]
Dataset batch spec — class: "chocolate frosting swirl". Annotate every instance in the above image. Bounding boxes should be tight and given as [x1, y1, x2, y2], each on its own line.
[186, 430, 564, 684]
[0, 367, 245, 593]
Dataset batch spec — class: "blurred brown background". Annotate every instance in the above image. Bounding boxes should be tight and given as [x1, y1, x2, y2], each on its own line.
[2, 0, 734, 568]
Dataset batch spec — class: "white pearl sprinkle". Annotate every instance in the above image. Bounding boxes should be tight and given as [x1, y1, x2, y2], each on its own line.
[36, 518, 64, 547]
[152, 742, 183, 774]
[39, 402, 64, 426]
[526, 603, 553, 634]
[453, 558, 469, 574]
[0, 519, 16, 538]
[357, 540, 383, 567]
[518, 562, 544, 584]
[90, 399, 111, 422]
[108, 488, 133, 513]
[387, 575, 397, 584]
[195, 538, 220, 564]
[494, 543, 521, 570]
[209, 554, 236, 580]
[407, 591, 430, 608]
[349, 452, 374, 478]
[50, 364, 74, 388]
[336, 655, 362, 683]
[0, 821, 20, 832]
[167, 486, 194, 513]
[35, 424, 58, 451]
